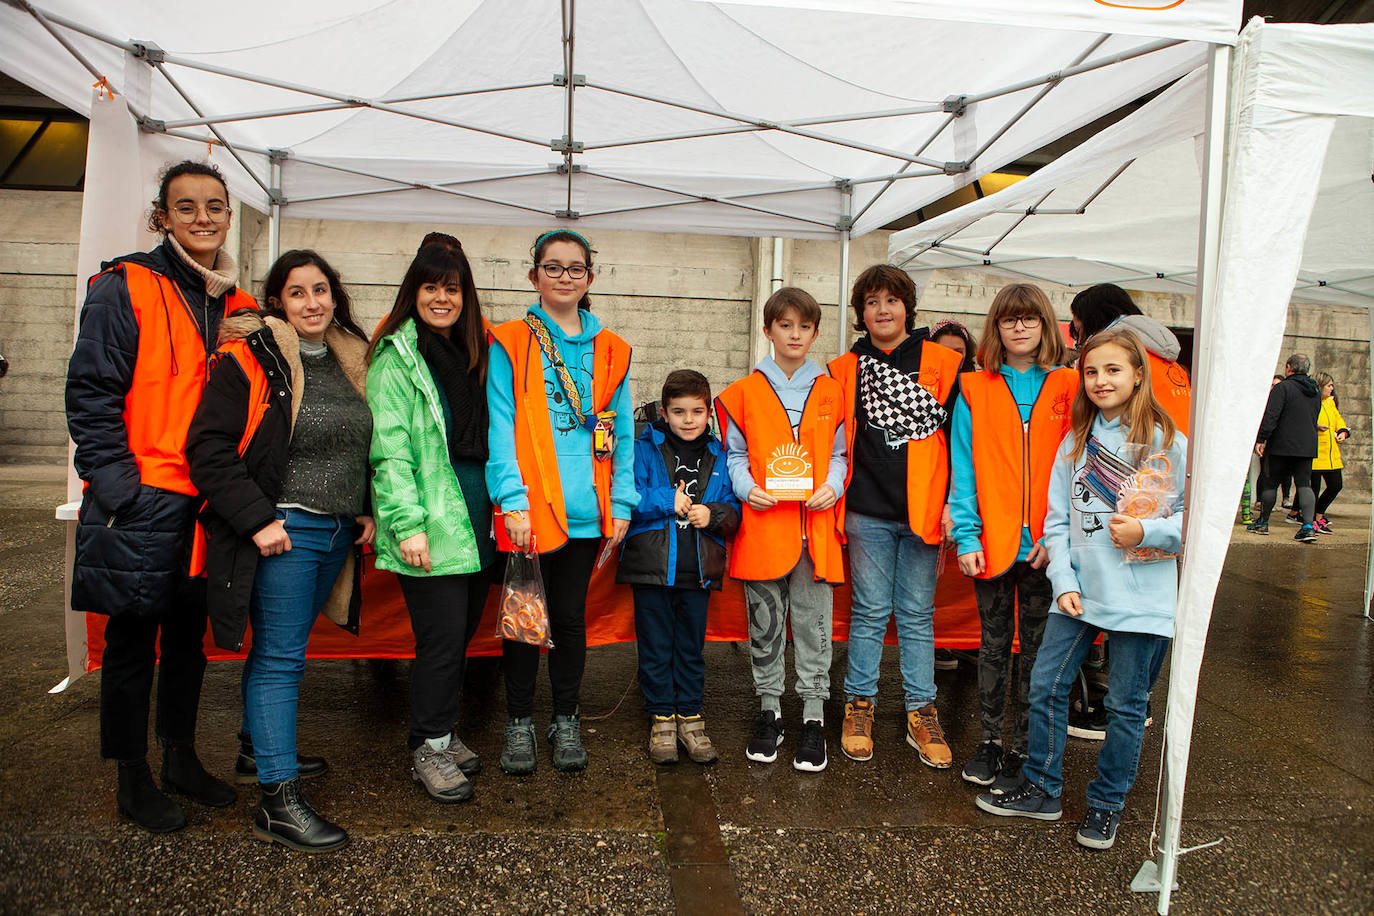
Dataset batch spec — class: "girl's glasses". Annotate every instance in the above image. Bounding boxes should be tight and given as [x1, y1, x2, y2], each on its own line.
[538, 263, 588, 279]
[997, 314, 1042, 330]
[170, 202, 230, 223]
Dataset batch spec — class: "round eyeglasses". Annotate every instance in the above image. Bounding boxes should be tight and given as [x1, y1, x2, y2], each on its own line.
[997, 314, 1042, 330]
[170, 202, 230, 223]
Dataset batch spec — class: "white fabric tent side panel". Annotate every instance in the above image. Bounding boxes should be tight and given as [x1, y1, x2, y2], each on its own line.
[1164, 96, 1337, 900]
[61, 91, 162, 686]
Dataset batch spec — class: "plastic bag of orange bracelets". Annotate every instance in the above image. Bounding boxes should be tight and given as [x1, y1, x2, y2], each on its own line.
[498, 546, 553, 648]
[1115, 446, 1178, 564]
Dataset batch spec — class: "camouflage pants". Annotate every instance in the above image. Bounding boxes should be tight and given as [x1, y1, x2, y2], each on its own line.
[973, 561, 1052, 752]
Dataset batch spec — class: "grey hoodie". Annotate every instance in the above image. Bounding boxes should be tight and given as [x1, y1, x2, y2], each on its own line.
[1109, 314, 1181, 362]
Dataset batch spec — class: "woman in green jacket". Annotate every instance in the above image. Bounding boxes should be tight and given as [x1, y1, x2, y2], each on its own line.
[367, 238, 495, 803]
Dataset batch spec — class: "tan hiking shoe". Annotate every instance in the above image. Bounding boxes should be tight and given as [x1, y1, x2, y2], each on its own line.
[675, 715, 718, 765]
[906, 704, 952, 768]
[649, 716, 679, 765]
[841, 697, 875, 761]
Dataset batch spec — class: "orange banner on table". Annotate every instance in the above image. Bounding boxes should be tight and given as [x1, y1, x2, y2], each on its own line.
[83, 551, 985, 671]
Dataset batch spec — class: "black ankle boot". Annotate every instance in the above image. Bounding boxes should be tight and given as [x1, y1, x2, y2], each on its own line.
[253, 778, 348, 853]
[234, 732, 329, 784]
[116, 759, 187, 834]
[161, 743, 238, 808]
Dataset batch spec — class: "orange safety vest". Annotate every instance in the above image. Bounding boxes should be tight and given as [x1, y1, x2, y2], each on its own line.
[488, 319, 631, 554]
[111, 261, 256, 496]
[828, 341, 962, 546]
[960, 367, 1077, 579]
[1149, 351, 1191, 432]
[714, 371, 845, 583]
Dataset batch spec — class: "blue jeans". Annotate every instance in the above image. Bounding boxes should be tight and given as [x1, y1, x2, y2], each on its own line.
[633, 586, 710, 716]
[241, 508, 352, 783]
[843, 510, 939, 710]
[1023, 613, 1169, 812]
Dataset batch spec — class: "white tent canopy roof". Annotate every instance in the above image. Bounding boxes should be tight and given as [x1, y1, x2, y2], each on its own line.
[887, 65, 1374, 308]
[0, 0, 1231, 238]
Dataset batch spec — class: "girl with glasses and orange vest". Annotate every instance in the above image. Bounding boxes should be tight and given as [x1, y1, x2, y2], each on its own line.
[66, 160, 253, 834]
[949, 283, 1076, 793]
[485, 230, 638, 776]
[186, 249, 372, 853]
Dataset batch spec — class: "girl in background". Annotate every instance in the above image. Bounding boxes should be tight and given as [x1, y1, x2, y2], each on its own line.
[1310, 372, 1350, 533]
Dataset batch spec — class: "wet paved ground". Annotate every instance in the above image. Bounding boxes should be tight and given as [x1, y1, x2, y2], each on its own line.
[0, 464, 1369, 914]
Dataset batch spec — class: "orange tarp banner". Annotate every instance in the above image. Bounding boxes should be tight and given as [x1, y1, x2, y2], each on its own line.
[84, 552, 982, 670]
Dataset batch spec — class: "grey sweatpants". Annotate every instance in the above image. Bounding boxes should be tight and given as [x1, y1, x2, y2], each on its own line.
[742, 550, 834, 723]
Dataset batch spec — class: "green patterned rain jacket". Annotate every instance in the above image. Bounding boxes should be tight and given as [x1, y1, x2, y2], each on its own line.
[367, 318, 482, 577]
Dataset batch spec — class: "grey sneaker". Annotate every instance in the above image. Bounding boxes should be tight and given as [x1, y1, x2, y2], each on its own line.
[548, 714, 588, 772]
[676, 714, 718, 765]
[443, 735, 481, 777]
[500, 717, 537, 776]
[649, 716, 679, 765]
[412, 744, 473, 803]
[1076, 806, 1121, 849]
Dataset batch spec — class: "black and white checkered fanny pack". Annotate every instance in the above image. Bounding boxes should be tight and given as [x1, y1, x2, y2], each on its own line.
[858, 354, 946, 441]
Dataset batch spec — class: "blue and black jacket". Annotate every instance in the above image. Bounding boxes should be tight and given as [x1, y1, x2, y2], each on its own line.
[616, 422, 740, 590]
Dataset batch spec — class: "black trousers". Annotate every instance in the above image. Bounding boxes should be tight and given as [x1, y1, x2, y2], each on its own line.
[1259, 453, 1314, 524]
[502, 537, 600, 719]
[99, 579, 209, 760]
[398, 566, 493, 749]
[1313, 468, 1343, 516]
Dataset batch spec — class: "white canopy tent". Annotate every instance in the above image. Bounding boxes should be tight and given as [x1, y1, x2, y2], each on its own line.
[0, 1, 1261, 912]
[891, 18, 1374, 912]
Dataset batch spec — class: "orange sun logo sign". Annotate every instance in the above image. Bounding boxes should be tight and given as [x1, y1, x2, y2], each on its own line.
[1093, 0, 1187, 9]
[765, 441, 814, 502]
[1053, 392, 1074, 419]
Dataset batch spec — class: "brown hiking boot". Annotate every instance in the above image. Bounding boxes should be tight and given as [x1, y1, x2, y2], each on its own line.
[675, 715, 718, 765]
[906, 704, 952, 768]
[841, 697, 875, 761]
[649, 716, 679, 765]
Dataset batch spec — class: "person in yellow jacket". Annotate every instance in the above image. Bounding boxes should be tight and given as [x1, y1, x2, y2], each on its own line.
[1311, 372, 1350, 534]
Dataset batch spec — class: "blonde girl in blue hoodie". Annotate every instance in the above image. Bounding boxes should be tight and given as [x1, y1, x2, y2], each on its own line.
[975, 327, 1185, 852]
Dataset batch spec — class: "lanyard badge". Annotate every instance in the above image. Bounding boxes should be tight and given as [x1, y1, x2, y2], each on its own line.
[593, 409, 616, 460]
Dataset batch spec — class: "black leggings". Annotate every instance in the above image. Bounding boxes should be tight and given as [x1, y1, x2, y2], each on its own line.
[1259, 454, 1314, 525]
[502, 538, 600, 719]
[1313, 469, 1343, 517]
[398, 567, 493, 748]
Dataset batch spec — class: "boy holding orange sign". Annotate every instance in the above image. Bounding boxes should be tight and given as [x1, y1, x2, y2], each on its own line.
[715, 288, 848, 772]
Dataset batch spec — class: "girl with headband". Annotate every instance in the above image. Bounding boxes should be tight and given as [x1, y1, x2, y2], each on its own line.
[485, 229, 638, 775]
[975, 326, 1185, 853]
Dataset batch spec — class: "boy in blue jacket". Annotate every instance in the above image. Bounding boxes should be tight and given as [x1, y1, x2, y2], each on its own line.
[618, 370, 741, 765]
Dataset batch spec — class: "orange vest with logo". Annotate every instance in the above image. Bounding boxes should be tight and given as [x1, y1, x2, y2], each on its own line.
[1149, 351, 1191, 432]
[961, 367, 1078, 579]
[112, 261, 256, 496]
[828, 341, 962, 546]
[489, 319, 631, 554]
[714, 371, 845, 584]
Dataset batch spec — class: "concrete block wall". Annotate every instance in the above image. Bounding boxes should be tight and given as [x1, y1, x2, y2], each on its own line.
[3, 188, 1369, 498]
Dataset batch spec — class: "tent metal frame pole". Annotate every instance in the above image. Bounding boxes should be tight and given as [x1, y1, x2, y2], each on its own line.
[962, 38, 1184, 105]
[1132, 40, 1232, 916]
[1366, 305, 1374, 619]
[578, 169, 838, 230]
[16, 0, 145, 116]
[149, 60, 272, 197]
[837, 184, 853, 357]
[560, 0, 577, 216]
[851, 113, 958, 227]
[268, 155, 282, 263]
[288, 169, 555, 205]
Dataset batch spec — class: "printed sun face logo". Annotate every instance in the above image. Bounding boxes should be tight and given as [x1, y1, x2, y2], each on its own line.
[1093, 0, 1187, 9]
[1166, 363, 1190, 389]
[767, 442, 810, 478]
[918, 369, 939, 396]
[1053, 392, 1073, 418]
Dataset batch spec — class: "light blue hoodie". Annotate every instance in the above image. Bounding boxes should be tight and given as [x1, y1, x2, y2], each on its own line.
[723, 356, 848, 502]
[949, 363, 1051, 562]
[1043, 414, 1186, 637]
[486, 304, 639, 539]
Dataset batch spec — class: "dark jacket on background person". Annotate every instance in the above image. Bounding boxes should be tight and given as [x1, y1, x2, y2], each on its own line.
[66, 241, 255, 616]
[617, 421, 740, 590]
[1258, 371, 1321, 458]
[185, 312, 368, 651]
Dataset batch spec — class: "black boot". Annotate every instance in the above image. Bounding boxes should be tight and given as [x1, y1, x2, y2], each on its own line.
[253, 778, 348, 853]
[161, 742, 238, 808]
[116, 759, 187, 834]
[234, 731, 328, 784]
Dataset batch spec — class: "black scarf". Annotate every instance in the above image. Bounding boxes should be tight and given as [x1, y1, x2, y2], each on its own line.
[416, 322, 488, 461]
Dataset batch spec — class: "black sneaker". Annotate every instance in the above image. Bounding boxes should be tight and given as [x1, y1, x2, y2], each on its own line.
[1284, 511, 1302, 525]
[990, 750, 1028, 794]
[1295, 525, 1318, 543]
[933, 649, 959, 671]
[745, 711, 785, 763]
[792, 720, 827, 773]
[1245, 520, 1269, 535]
[960, 741, 1003, 786]
[975, 780, 1062, 820]
[1076, 806, 1121, 849]
[1067, 697, 1107, 741]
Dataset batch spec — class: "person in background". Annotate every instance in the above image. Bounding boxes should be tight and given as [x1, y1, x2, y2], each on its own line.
[187, 249, 371, 852]
[66, 160, 248, 833]
[1309, 372, 1350, 534]
[1249, 353, 1322, 543]
[931, 318, 978, 373]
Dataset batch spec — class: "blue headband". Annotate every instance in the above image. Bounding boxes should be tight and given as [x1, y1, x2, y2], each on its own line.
[534, 229, 591, 252]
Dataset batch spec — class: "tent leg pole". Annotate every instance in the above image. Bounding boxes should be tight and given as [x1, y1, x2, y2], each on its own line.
[1365, 305, 1374, 618]
[837, 229, 851, 357]
[268, 156, 283, 262]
